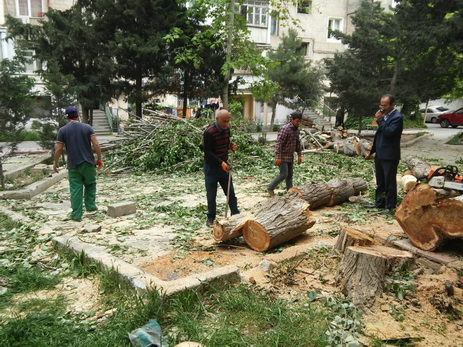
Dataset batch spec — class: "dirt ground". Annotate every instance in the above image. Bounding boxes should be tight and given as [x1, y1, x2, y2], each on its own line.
[3, 134, 463, 346]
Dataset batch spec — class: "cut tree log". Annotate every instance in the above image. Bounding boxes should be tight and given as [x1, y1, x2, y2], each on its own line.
[325, 137, 372, 157]
[333, 226, 375, 254]
[404, 157, 432, 178]
[401, 174, 418, 194]
[242, 194, 315, 252]
[212, 213, 249, 242]
[289, 178, 368, 210]
[395, 183, 463, 251]
[335, 245, 414, 308]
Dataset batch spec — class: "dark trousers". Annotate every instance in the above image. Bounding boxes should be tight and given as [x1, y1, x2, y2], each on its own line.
[267, 161, 294, 191]
[374, 157, 399, 209]
[204, 163, 239, 221]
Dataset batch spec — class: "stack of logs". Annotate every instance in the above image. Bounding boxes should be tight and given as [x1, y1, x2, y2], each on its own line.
[396, 157, 463, 251]
[212, 177, 367, 252]
[301, 128, 373, 157]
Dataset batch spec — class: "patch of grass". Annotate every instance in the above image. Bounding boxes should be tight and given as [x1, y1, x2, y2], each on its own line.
[414, 131, 427, 138]
[447, 132, 463, 145]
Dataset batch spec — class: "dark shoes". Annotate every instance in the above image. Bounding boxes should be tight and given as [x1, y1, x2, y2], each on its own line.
[267, 189, 275, 197]
[364, 203, 385, 209]
[206, 219, 215, 228]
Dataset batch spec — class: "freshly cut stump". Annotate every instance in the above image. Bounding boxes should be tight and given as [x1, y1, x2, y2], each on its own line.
[336, 245, 413, 308]
[212, 213, 248, 242]
[333, 226, 375, 254]
[242, 194, 315, 252]
[396, 184, 463, 251]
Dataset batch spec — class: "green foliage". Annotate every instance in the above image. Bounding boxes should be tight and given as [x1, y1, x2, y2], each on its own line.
[0, 49, 35, 139]
[448, 132, 463, 145]
[385, 264, 416, 302]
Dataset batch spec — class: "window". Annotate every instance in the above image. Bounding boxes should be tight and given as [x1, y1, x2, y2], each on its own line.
[270, 16, 278, 36]
[302, 42, 310, 56]
[298, 0, 312, 14]
[328, 18, 343, 40]
[240, 1, 268, 27]
[16, 0, 43, 18]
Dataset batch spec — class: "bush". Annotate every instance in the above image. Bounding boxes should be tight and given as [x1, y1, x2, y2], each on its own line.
[18, 130, 41, 141]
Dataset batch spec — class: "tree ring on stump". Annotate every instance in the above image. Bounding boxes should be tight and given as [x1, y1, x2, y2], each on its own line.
[243, 220, 270, 252]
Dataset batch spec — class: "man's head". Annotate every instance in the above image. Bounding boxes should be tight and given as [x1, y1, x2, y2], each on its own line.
[216, 109, 230, 129]
[379, 95, 395, 114]
[65, 106, 78, 119]
[290, 111, 302, 127]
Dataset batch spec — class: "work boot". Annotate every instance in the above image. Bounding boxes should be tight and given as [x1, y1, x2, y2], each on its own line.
[267, 189, 275, 197]
[206, 219, 215, 228]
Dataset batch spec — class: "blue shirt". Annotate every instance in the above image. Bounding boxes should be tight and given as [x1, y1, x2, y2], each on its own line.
[56, 121, 96, 168]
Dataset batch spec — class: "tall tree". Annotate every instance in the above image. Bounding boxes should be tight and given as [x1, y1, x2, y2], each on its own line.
[252, 29, 324, 129]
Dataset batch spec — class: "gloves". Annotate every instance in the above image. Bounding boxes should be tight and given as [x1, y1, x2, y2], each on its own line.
[275, 158, 282, 166]
[96, 159, 104, 170]
[230, 142, 237, 152]
[221, 161, 231, 173]
[297, 156, 302, 165]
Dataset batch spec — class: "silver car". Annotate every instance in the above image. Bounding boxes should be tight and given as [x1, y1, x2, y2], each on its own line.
[417, 105, 449, 123]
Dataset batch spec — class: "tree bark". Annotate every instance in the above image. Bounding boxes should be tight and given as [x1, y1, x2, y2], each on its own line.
[333, 226, 375, 254]
[242, 194, 315, 252]
[404, 157, 432, 179]
[336, 245, 413, 308]
[395, 183, 463, 251]
[288, 178, 368, 210]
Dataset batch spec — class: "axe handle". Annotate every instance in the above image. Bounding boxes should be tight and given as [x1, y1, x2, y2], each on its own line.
[224, 151, 234, 218]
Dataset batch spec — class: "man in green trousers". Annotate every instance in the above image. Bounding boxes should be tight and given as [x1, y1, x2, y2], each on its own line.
[53, 106, 104, 221]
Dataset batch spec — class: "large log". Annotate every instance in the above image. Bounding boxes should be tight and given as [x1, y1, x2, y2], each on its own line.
[333, 226, 375, 254]
[335, 245, 413, 308]
[289, 178, 368, 210]
[242, 194, 315, 252]
[395, 183, 463, 251]
[404, 157, 432, 178]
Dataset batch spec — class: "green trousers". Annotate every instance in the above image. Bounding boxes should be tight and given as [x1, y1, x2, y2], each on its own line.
[68, 162, 97, 220]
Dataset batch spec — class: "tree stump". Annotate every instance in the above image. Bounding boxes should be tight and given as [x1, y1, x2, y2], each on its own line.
[242, 194, 315, 252]
[333, 226, 375, 254]
[336, 245, 413, 308]
[212, 213, 248, 242]
[289, 178, 368, 210]
[404, 157, 432, 178]
[396, 183, 463, 251]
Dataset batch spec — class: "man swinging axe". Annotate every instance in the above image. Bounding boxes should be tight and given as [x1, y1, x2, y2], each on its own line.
[203, 109, 240, 227]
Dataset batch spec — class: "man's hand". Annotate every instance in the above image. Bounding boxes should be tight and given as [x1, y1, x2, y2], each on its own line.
[53, 164, 59, 173]
[297, 156, 302, 165]
[230, 142, 237, 152]
[275, 158, 282, 166]
[221, 161, 231, 173]
[96, 159, 104, 170]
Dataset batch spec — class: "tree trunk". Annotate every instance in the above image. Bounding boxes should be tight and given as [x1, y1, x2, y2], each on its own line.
[333, 226, 375, 254]
[242, 194, 315, 252]
[404, 157, 432, 179]
[395, 183, 463, 251]
[336, 245, 413, 308]
[288, 178, 368, 210]
[212, 213, 248, 242]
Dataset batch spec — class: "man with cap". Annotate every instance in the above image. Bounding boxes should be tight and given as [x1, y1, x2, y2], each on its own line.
[53, 106, 104, 221]
[267, 111, 303, 196]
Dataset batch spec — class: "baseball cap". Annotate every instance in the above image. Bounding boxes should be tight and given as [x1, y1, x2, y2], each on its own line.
[65, 106, 78, 118]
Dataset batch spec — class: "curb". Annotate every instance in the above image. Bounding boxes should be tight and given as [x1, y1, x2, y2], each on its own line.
[0, 170, 68, 199]
[3, 153, 51, 180]
[400, 132, 433, 148]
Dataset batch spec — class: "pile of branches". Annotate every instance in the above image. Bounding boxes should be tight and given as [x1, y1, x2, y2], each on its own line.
[106, 109, 272, 173]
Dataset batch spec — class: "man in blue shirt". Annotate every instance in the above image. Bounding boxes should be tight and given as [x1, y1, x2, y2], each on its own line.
[53, 106, 104, 221]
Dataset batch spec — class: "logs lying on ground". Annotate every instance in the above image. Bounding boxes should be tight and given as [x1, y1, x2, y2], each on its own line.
[404, 156, 432, 178]
[395, 183, 463, 251]
[288, 177, 367, 210]
[212, 194, 315, 252]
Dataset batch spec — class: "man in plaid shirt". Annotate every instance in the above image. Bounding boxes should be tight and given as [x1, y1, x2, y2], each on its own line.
[267, 111, 303, 196]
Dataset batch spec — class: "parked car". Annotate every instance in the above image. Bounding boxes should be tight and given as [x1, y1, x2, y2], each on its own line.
[416, 105, 449, 123]
[436, 107, 463, 128]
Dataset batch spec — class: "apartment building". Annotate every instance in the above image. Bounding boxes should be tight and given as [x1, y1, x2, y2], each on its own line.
[0, 1, 396, 122]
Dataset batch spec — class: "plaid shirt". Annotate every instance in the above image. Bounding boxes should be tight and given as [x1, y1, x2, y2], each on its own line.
[275, 122, 302, 162]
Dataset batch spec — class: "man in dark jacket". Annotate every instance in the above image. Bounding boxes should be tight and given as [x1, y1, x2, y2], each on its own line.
[203, 109, 239, 227]
[368, 94, 403, 212]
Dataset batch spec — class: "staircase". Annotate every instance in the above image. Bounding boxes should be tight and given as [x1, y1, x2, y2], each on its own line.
[303, 109, 333, 131]
[92, 109, 113, 135]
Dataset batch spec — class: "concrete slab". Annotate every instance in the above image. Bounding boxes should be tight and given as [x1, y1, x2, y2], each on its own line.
[0, 170, 68, 199]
